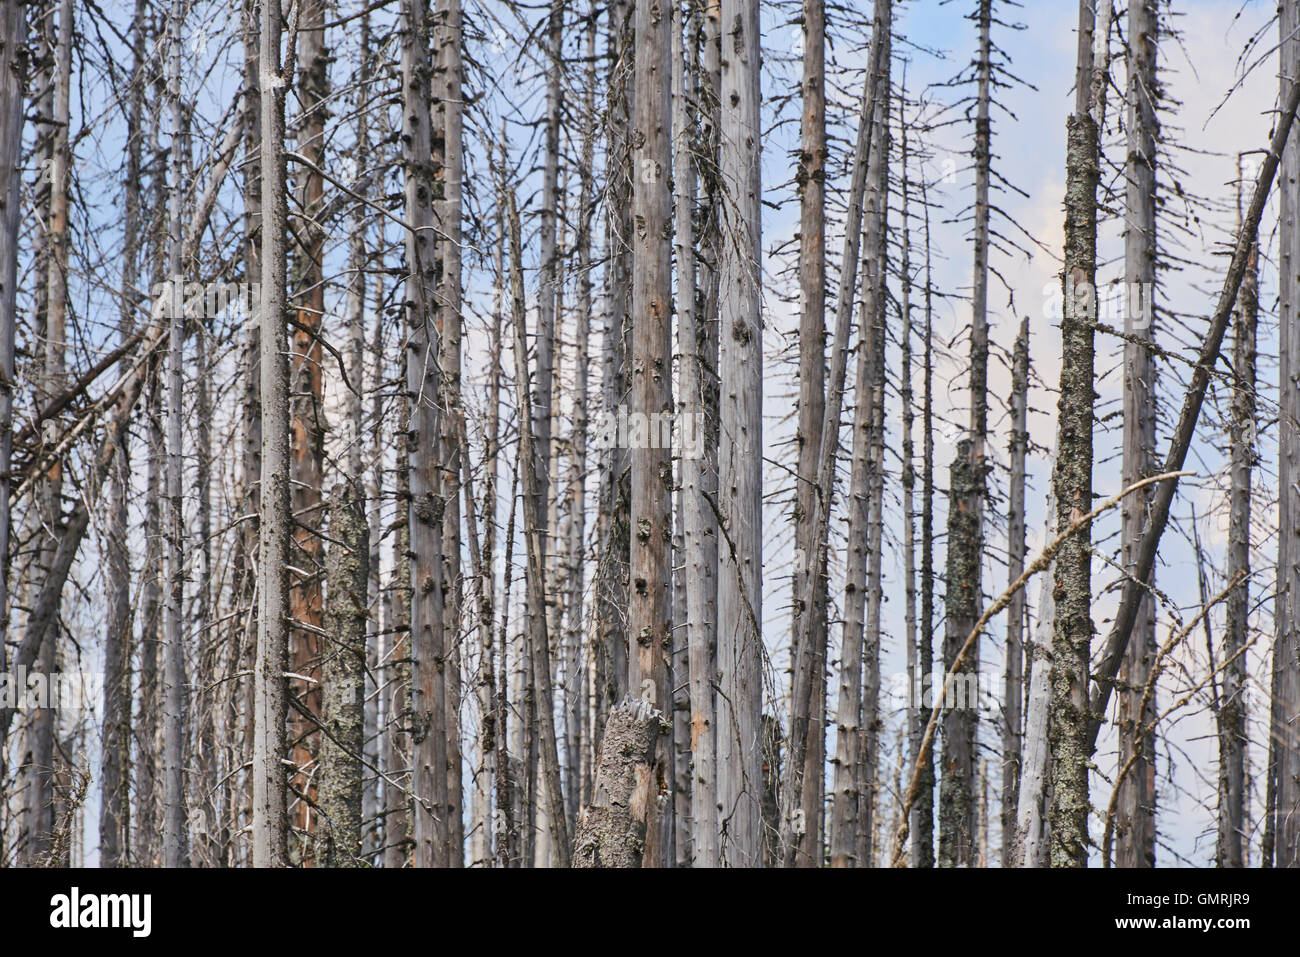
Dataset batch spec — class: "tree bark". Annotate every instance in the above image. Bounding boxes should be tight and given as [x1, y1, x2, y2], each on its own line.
[253, 0, 292, 868]
[316, 484, 370, 866]
[716, 0, 764, 868]
[1115, 0, 1158, 870]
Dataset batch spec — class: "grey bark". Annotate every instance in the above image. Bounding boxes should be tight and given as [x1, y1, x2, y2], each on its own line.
[716, 0, 764, 868]
[1275, 0, 1300, 870]
[627, 0, 674, 868]
[1116, 0, 1158, 870]
[253, 0, 292, 868]
[1218, 154, 1257, 869]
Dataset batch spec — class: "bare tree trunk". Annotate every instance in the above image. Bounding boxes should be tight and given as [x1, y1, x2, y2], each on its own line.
[913, 174, 936, 868]
[858, 43, 891, 867]
[785, 0, 888, 868]
[433, 0, 465, 867]
[1218, 154, 1257, 869]
[573, 699, 664, 867]
[401, 0, 450, 869]
[506, 186, 570, 866]
[1115, 0, 1158, 870]
[287, 0, 328, 856]
[162, 0, 189, 870]
[253, 0, 292, 868]
[1276, 0, 1300, 870]
[790, 0, 827, 870]
[91, 0, 142, 868]
[1049, 0, 1111, 869]
[940, 0, 992, 868]
[627, 0, 673, 869]
[899, 93, 920, 871]
[681, 0, 722, 868]
[830, 15, 890, 869]
[0, 0, 24, 830]
[1001, 318, 1029, 867]
[715, 0, 764, 868]
[24, 0, 72, 865]
[593, 0, 633, 764]
[316, 484, 370, 866]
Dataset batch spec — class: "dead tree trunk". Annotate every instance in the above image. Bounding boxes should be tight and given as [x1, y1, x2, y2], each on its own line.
[1049, 0, 1111, 869]
[1218, 154, 1257, 869]
[716, 0, 764, 868]
[573, 699, 665, 867]
[1115, 0, 1158, 870]
[939, 0, 992, 868]
[316, 484, 370, 866]
[1001, 317, 1028, 867]
[253, 0, 292, 868]
[1275, 0, 1300, 870]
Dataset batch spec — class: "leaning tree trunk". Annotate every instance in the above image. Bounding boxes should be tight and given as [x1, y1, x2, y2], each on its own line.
[788, 0, 889, 869]
[1115, 0, 1158, 871]
[715, 0, 764, 868]
[506, 186, 570, 865]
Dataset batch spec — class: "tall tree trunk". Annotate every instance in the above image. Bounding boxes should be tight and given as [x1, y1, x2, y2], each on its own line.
[1276, 0, 1300, 870]
[683, 0, 722, 867]
[627, 0, 673, 869]
[433, 0, 465, 866]
[99, 0, 145, 869]
[24, 0, 72, 865]
[716, 0, 763, 867]
[858, 39, 891, 867]
[786, 0, 888, 869]
[253, 0, 292, 868]
[401, 0, 450, 869]
[790, 0, 827, 870]
[1218, 154, 1257, 869]
[162, 0, 189, 869]
[913, 173, 936, 868]
[1002, 317, 1029, 867]
[940, 0, 992, 868]
[506, 186, 570, 865]
[594, 0, 633, 782]
[1115, 0, 1158, 870]
[1049, 0, 1111, 869]
[0, 0, 24, 827]
[288, 0, 328, 856]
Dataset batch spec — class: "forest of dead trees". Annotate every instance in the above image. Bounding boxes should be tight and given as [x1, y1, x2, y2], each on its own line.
[0, 0, 1297, 869]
